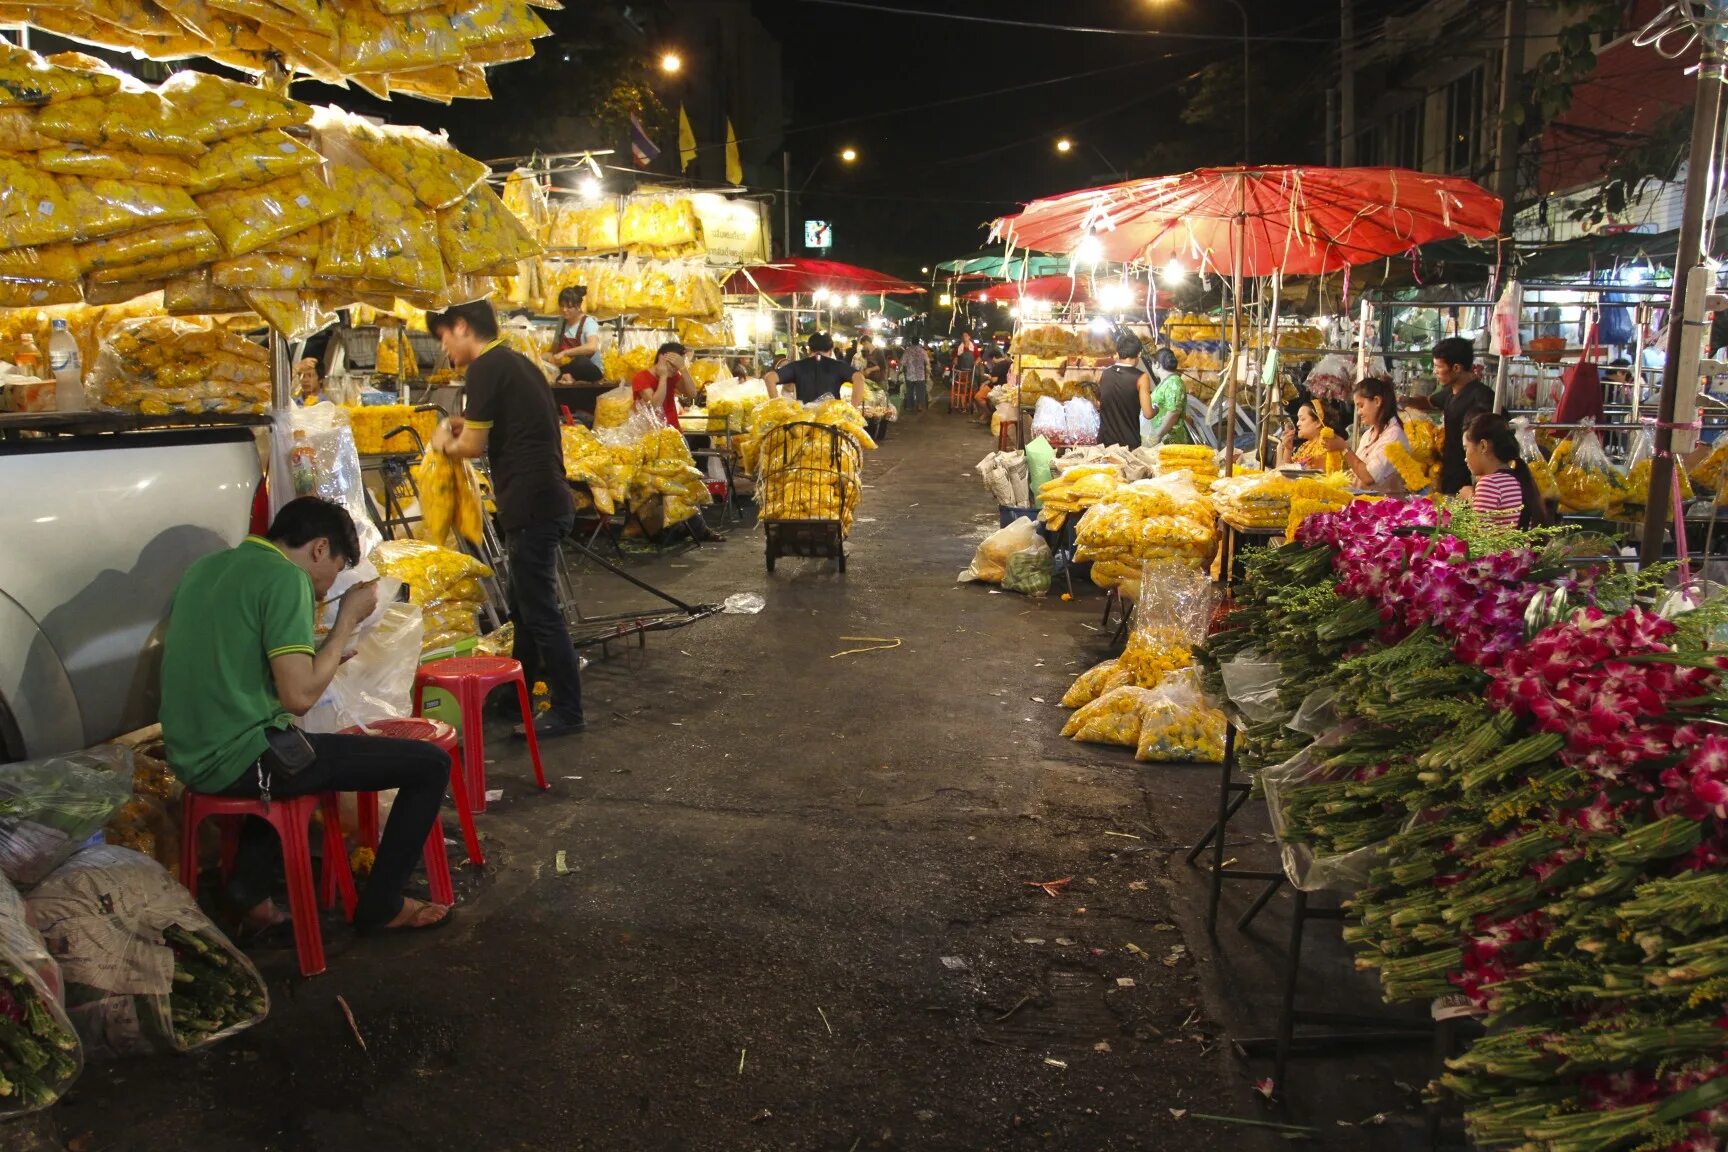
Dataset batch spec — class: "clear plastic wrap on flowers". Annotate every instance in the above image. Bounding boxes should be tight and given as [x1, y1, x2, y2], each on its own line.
[1136, 558, 1215, 649]
[317, 162, 446, 295]
[1062, 685, 1154, 747]
[1513, 417, 1559, 504]
[35, 90, 203, 158]
[157, 71, 309, 143]
[0, 745, 133, 889]
[197, 167, 341, 257]
[0, 45, 119, 108]
[209, 0, 338, 37]
[83, 278, 164, 307]
[958, 515, 1040, 585]
[1062, 658, 1133, 709]
[0, 871, 80, 1114]
[1550, 419, 1622, 515]
[436, 181, 541, 275]
[0, 109, 46, 151]
[190, 130, 321, 196]
[0, 278, 81, 307]
[335, 112, 486, 210]
[35, 146, 193, 184]
[26, 845, 268, 1058]
[162, 270, 247, 315]
[0, 157, 78, 248]
[58, 175, 201, 243]
[76, 219, 215, 273]
[1260, 724, 1391, 892]
[85, 316, 269, 415]
[337, 1, 466, 74]
[618, 194, 701, 258]
[447, 0, 550, 51]
[549, 200, 619, 251]
[371, 538, 493, 605]
[241, 288, 334, 339]
[413, 450, 485, 547]
[210, 252, 312, 291]
[0, 243, 80, 283]
[83, 229, 221, 286]
[1134, 669, 1227, 764]
[500, 168, 547, 242]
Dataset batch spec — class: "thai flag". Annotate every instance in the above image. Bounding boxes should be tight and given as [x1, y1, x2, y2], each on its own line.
[630, 114, 660, 168]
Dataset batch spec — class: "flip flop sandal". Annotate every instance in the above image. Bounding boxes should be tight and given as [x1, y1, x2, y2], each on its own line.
[359, 900, 455, 936]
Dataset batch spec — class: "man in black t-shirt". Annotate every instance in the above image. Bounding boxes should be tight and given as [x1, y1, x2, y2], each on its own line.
[1431, 336, 1496, 497]
[430, 300, 585, 740]
[763, 332, 867, 405]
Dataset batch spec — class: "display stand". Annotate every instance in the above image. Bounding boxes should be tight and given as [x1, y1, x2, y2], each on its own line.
[1185, 723, 1283, 935]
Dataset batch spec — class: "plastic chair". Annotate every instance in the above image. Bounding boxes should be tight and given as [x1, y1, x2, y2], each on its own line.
[412, 656, 549, 813]
[178, 792, 356, 978]
[340, 717, 482, 891]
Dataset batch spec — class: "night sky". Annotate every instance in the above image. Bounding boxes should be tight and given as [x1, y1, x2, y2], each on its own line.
[749, 0, 1401, 276]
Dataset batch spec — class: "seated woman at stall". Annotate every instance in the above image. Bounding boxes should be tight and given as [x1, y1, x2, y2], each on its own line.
[1275, 396, 1348, 472]
[1323, 376, 1410, 494]
[1464, 411, 1555, 529]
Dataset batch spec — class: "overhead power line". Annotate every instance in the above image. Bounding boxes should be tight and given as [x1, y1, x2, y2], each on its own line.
[795, 0, 1338, 44]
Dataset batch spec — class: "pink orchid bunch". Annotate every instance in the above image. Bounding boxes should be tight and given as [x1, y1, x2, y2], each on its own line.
[1331, 533, 1444, 602]
[1581, 1060, 1728, 1151]
[1453, 910, 1550, 1010]
[1659, 735, 1728, 824]
[1387, 547, 1543, 665]
[1294, 496, 1444, 549]
[1488, 608, 1721, 784]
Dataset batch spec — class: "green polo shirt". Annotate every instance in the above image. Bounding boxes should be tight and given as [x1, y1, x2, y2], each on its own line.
[159, 536, 317, 793]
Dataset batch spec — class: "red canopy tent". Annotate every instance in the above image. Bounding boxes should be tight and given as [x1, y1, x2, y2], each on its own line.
[962, 274, 1169, 308]
[724, 257, 925, 296]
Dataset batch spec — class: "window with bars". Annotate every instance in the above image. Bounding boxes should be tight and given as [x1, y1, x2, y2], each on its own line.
[1445, 66, 1485, 175]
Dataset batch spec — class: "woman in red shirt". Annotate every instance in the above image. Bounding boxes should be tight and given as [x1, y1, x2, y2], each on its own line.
[630, 341, 693, 428]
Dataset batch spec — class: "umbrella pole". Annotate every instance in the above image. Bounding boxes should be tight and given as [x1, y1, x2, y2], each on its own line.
[1226, 219, 1243, 478]
[1258, 269, 1282, 463]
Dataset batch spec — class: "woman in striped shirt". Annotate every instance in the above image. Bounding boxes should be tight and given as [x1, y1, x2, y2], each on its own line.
[1464, 412, 1553, 529]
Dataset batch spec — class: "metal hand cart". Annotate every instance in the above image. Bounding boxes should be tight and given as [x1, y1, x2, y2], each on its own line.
[758, 421, 861, 572]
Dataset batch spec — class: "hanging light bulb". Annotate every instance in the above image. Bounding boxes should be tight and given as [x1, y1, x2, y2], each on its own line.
[578, 176, 601, 201]
[1075, 235, 1104, 265]
[1162, 259, 1187, 285]
[845, 293, 860, 308]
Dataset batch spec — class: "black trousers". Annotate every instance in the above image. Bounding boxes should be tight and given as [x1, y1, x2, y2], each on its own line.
[216, 732, 450, 929]
[507, 512, 585, 722]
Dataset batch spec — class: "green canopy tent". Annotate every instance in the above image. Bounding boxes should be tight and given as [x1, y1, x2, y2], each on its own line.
[934, 251, 1074, 279]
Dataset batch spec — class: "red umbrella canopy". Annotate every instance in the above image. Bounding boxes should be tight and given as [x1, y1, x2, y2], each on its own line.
[962, 274, 1168, 308]
[725, 257, 925, 296]
[990, 165, 1502, 278]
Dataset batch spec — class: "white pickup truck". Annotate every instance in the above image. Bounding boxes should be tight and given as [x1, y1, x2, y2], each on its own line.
[0, 421, 263, 762]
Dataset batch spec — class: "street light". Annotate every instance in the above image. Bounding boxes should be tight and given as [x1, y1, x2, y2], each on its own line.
[1055, 137, 1073, 154]
[1148, 0, 1249, 162]
[1054, 136, 1125, 179]
[840, 147, 858, 163]
[660, 51, 682, 74]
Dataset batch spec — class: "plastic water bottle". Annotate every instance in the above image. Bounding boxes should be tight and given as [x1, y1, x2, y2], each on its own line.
[49, 320, 83, 412]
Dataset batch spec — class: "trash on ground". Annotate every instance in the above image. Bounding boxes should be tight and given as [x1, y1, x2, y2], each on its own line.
[554, 850, 569, 875]
[939, 956, 966, 970]
[722, 593, 765, 614]
[337, 995, 367, 1054]
[1116, 977, 1136, 988]
[1024, 876, 1073, 898]
[1043, 1057, 1068, 1069]
[831, 636, 902, 658]
[485, 789, 503, 803]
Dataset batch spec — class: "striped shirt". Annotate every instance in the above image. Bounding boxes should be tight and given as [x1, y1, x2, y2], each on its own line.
[1472, 470, 1524, 527]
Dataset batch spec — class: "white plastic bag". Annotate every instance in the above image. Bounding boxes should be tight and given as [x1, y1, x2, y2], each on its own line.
[26, 845, 268, 1058]
[299, 602, 425, 734]
[958, 516, 1041, 584]
[1219, 651, 1286, 724]
[271, 404, 381, 560]
[1491, 280, 1522, 358]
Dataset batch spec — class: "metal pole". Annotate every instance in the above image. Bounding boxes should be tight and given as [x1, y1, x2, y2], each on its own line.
[1339, 0, 1355, 165]
[1641, 44, 1725, 565]
[782, 150, 791, 259]
[1491, 0, 1528, 239]
[1225, 184, 1245, 476]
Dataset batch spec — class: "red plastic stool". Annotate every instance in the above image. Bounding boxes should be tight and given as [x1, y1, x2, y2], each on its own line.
[179, 792, 357, 978]
[339, 718, 480, 900]
[412, 656, 549, 813]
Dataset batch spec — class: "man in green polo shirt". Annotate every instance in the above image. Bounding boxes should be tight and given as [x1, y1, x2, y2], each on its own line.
[161, 497, 452, 935]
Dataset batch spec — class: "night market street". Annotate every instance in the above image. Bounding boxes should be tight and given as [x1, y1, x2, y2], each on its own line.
[12, 415, 1432, 1152]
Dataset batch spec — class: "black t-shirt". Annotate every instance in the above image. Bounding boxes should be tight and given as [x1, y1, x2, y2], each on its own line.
[781, 356, 854, 404]
[1435, 377, 1496, 495]
[463, 343, 573, 531]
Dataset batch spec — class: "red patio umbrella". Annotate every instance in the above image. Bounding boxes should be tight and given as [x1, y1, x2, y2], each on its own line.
[990, 165, 1502, 276]
[725, 257, 925, 296]
[990, 166, 1502, 470]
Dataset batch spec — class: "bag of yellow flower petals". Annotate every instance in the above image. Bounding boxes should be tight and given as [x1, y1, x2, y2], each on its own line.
[198, 168, 342, 257]
[1062, 685, 1155, 747]
[1061, 658, 1134, 709]
[1134, 669, 1227, 764]
[436, 181, 541, 275]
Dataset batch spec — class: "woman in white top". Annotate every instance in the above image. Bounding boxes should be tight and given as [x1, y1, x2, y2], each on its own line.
[1322, 376, 1410, 494]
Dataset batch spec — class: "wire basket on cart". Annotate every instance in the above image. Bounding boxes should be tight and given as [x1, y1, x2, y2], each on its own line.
[758, 420, 863, 572]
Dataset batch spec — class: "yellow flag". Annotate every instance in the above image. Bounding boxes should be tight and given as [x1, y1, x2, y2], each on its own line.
[725, 117, 743, 186]
[678, 105, 696, 173]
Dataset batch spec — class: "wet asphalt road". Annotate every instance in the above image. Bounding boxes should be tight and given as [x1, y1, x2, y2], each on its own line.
[11, 412, 1440, 1152]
